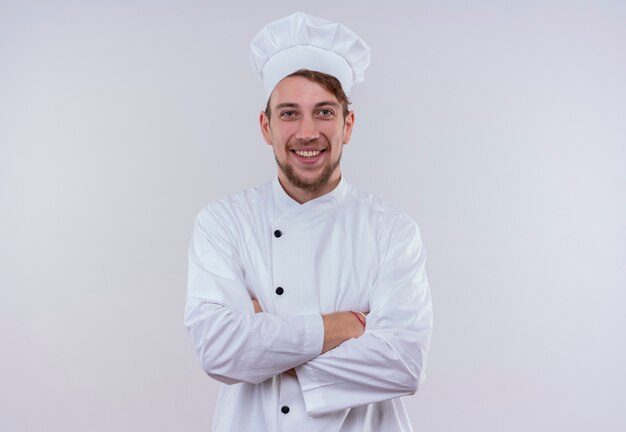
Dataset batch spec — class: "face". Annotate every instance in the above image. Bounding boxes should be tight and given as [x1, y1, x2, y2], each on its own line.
[260, 76, 354, 200]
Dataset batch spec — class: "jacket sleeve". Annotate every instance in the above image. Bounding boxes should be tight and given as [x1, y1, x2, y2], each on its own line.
[295, 214, 433, 415]
[184, 208, 324, 385]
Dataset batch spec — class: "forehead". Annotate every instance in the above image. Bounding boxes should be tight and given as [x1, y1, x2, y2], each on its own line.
[269, 76, 338, 107]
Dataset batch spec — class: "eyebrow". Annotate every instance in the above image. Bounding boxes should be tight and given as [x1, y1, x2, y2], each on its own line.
[315, 101, 341, 109]
[274, 101, 341, 110]
[274, 103, 299, 110]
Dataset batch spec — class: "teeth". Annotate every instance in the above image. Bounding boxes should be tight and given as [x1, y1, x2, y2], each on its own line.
[295, 150, 321, 158]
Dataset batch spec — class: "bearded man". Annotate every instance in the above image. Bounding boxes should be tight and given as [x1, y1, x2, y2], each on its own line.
[185, 12, 433, 431]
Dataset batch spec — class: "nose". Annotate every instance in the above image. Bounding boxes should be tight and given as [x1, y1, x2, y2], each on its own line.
[295, 115, 320, 142]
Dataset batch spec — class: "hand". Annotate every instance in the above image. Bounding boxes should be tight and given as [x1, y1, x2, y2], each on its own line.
[251, 297, 367, 365]
[321, 310, 368, 354]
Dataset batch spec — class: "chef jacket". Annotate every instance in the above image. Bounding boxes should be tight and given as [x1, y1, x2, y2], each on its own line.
[185, 177, 433, 431]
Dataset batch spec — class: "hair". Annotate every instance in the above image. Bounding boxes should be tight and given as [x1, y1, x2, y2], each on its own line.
[264, 69, 352, 119]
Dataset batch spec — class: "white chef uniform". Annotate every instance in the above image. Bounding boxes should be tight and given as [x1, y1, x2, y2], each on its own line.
[185, 177, 433, 431]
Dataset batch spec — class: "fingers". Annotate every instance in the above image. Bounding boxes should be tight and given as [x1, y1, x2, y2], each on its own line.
[252, 298, 263, 313]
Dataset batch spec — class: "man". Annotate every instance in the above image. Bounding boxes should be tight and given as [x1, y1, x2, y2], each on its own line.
[185, 12, 433, 431]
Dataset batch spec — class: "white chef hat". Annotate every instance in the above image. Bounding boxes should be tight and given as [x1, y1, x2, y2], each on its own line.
[250, 12, 370, 98]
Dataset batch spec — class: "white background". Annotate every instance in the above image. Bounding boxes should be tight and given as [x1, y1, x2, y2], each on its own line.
[1, 1, 625, 431]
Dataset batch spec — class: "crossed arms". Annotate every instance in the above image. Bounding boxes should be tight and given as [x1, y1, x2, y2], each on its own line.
[185, 209, 433, 415]
[251, 297, 367, 371]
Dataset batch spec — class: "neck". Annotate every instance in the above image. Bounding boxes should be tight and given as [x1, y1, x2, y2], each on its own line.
[277, 170, 342, 204]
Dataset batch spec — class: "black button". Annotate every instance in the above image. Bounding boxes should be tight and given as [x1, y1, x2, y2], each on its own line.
[281, 405, 290, 414]
[275, 287, 284, 295]
[274, 230, 282, 238]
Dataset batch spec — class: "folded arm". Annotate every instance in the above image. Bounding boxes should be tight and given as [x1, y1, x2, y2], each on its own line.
[185, 207, 432, 411]
[185, 210, 366, 385]
[294, 215, 433, 415]
[251, 299, 367, 376]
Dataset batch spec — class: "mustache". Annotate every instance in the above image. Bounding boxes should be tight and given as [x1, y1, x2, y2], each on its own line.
[288, 138, 328, 149]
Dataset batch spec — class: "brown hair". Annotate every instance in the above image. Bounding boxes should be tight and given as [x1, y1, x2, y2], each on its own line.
[264, 69, 352, 119]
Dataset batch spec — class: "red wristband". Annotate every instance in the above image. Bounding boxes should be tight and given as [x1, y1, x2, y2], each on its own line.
[351, 311, 366, 328]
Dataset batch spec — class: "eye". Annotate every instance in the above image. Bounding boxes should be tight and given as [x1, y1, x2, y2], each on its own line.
[318, 109, 334, 117]
[280, 110, 297, 118]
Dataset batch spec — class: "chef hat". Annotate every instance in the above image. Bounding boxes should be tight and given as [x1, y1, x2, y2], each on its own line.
[250, 12, 370, 98]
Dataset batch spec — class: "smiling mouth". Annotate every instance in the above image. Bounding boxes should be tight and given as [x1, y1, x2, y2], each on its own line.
[292, 149, 325, 158]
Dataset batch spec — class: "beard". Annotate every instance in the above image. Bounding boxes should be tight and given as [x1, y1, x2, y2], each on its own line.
[275, 150, 342, 192]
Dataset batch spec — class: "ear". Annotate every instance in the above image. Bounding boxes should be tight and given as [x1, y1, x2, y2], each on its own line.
[342, 111, 355, 145]
[259, 111, 272, 145]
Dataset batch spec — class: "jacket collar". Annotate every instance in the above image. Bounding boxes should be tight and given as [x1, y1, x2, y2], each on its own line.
[272, 175, 347, 216]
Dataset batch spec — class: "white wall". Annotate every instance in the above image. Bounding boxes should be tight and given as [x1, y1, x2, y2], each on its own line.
[1, 1, 624, 430]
